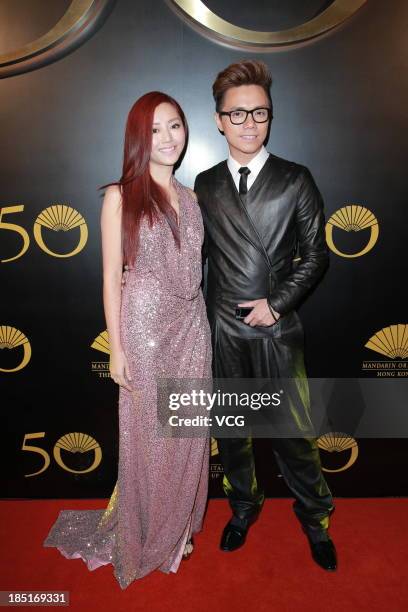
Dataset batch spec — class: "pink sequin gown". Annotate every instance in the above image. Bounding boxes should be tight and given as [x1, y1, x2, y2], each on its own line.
[43, 179, 212, 589]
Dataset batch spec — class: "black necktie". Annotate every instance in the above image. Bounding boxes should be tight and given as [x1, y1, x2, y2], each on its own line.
[238, 166, 251, 195]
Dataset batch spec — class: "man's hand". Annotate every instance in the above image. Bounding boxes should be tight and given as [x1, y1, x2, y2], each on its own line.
[238, 298, 281, 327]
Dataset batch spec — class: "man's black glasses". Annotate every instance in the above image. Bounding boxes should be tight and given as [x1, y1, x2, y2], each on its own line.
[218, 107, 272, 125]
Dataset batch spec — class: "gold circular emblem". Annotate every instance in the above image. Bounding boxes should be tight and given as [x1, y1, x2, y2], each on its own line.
[168, 0, 368, 50]
[325, 205, 379, 258]
[0, 325, 32, 372]
[33, 205, 88, 258]
[53, 432, 102, 473]
[318, 432, 358, 472]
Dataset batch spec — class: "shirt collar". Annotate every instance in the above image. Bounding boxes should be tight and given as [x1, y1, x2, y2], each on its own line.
[227, 145, 269, 180]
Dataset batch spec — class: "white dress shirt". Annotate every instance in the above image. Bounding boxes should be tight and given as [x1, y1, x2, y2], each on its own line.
[227, 145, 270, 193]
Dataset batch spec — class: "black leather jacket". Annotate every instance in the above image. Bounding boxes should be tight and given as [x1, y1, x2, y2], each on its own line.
[194, 153, 329, 339]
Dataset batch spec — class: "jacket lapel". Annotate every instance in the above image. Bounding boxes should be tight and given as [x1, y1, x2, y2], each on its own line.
[216, 160, 274, 274]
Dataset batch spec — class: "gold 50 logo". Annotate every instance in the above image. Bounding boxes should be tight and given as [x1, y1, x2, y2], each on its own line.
[325, 205, 379, 258]
[22, 432, 102, 477]
[0, 204, 88, 262]
[168, 0, 368, 50]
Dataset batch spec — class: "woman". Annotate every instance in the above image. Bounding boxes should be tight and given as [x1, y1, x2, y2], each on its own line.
[43, 92, 212, 589]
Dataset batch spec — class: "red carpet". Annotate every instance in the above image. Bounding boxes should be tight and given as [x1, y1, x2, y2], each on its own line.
[1, 499, 407, 611]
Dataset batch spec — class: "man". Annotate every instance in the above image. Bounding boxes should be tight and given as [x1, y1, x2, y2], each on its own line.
[194, 60, 337, 571]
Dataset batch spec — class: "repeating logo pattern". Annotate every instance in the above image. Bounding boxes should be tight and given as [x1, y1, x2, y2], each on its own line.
[1, 3, 402, 495]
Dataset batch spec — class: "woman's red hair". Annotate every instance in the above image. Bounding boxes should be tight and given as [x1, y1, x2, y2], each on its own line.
[100, 91, 188, 268]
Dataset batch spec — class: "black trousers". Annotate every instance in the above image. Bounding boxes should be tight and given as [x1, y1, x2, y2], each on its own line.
[213, 320, 334, 533]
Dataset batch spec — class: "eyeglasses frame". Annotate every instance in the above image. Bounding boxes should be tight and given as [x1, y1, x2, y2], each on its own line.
[218, 107, 273, 125]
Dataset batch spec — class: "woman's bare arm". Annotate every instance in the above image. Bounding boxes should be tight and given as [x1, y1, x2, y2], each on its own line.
[100, 185, 132, 389]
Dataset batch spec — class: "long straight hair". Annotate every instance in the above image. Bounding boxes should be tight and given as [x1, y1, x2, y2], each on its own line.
[100, 91, 188, 268]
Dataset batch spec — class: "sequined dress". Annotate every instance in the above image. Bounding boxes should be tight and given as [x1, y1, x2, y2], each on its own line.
[43, 178, 212, 589]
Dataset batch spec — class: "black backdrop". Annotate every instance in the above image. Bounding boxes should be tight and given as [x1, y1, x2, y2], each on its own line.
[1, 0, 407, 499]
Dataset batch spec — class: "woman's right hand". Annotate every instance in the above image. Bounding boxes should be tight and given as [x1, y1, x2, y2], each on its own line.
[109, 348, 133, 391]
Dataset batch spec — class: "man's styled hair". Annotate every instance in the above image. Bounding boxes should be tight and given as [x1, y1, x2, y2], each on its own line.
[212, 59, 273, 113]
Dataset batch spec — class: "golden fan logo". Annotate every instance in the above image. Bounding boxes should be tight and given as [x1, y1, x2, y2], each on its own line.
[317, 432, 358, 472]
[54, 432, 102, 474]
[325, 205, 379, 258]
[0, 326, 31, 372]
[363, 324, 408, 376]
[91, 330, 110, 354]
[366, 324, 408, 359]
[91, 329, 111, 377]
[34, 205, 88, 258]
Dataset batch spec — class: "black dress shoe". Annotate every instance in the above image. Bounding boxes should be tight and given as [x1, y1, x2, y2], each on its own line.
[308, 537, 337, 571]
[220, 522, 248, 552]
